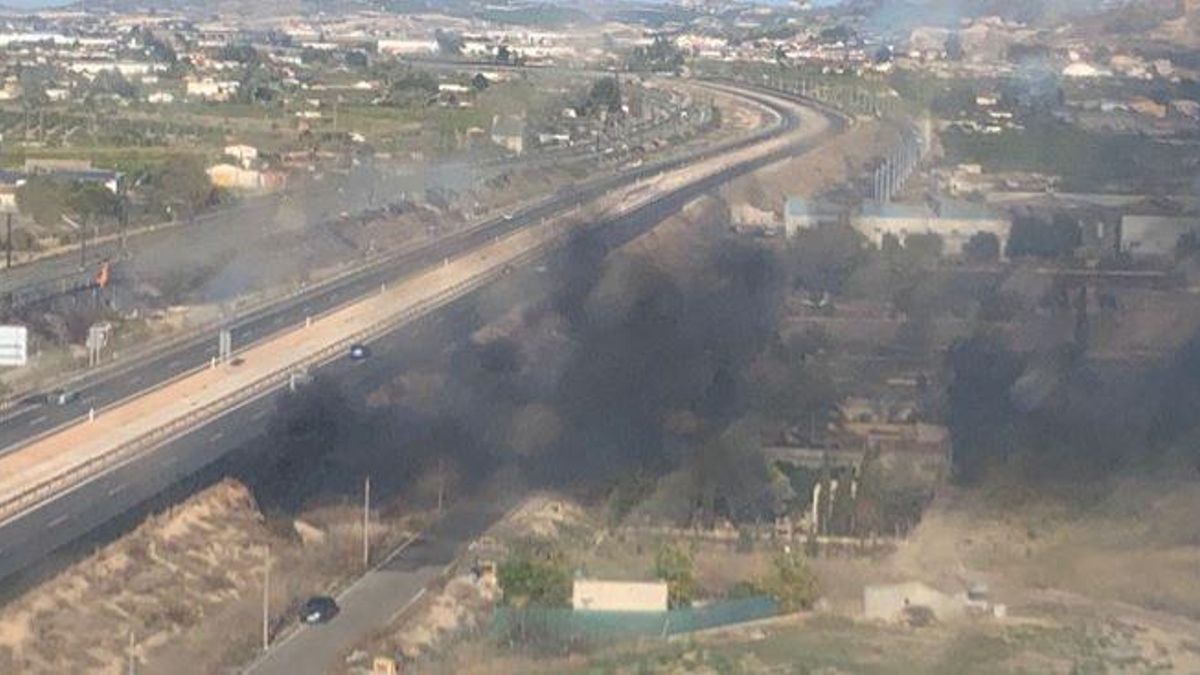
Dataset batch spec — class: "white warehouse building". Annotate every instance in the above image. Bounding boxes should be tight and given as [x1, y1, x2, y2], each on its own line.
[853, 201, 1010, 256]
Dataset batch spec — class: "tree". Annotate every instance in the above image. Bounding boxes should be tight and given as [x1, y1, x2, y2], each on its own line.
[16, 178, 68, 227]
[148, 156, 212, 216]
[904, 232, 944, 262]
[68, 182, 120, 222]
[1006, 213, 1081, 259]
[852, 448, 886, 535]
[218, 43, 260, 66]
[300, 47, 332, 66]
[789, 224, 868, 294]
[655, 542, 699, 608]
[498, 540, 572, 608]
[90, 69, 137, 100]
[945, 33, 964, 61]
[586, 77, 622, 115]
[496, 44, 512, 65]
[138, 28, 177, 64]
[235, 61, 277, 104]
[626, 35, 684, 73]
[380, 67, 437, 106]
[945, 335, 1023, 482]
[344, 50, 369, 69]
[963, 231, 1001, 263]
[434, 29, 464, 56]
[1176, 231, 1200, 260]
[760, 551, 819, 611]
[744, 341, 838, 434]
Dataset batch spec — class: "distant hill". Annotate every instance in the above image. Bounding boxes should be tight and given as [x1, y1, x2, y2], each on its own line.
[855, 0, 1143, 31]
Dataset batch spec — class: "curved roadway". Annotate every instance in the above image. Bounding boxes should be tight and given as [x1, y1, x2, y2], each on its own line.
[0, 82, 843, 602]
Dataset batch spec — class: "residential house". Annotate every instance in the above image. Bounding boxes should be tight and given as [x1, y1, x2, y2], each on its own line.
[376, 38, 437, 55]
[186, 78, 240, 101]
[491, 114, 526, 155]
[25, 159, 122, 193]
[0, 169, 24, 213]
[223, 144, 259, 167]
[207, 163, 264, 191]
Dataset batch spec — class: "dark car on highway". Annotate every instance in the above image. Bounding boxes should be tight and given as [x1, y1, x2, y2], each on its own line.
[50, 389, 80, 406]
[300, 595, 339, 624]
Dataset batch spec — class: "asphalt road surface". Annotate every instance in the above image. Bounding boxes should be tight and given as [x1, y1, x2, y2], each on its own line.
[0, 85, 838, 589]
[245, 92, 843, 674]
[0, 82, 812, 450]
[245, 496, 518, 675]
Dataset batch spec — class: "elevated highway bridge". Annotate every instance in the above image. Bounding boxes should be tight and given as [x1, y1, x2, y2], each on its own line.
[0, 79, 848, 589]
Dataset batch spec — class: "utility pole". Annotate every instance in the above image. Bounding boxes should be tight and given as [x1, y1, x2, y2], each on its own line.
[437, 459, 445, 513]
[261, 545, 270, 652]
[126, 630, 135, 675]
[362, 476, 371, 568]
[80, 217, 87, 268]
[119, 195, 128, 254]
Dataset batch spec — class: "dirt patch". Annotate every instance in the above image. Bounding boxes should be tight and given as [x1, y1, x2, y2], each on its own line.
[0, 477, 424, 674]
[720, 119, 902, 213]
[0, 479, 268, 674]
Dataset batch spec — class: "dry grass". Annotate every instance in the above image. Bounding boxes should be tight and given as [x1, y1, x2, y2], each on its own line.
[0, 479, 423, 674]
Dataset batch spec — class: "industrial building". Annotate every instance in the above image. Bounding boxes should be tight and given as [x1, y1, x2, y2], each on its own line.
[853, 200, 1010, 257]
[1120, 214, 1200, 260]
[783, 197, 846, 237]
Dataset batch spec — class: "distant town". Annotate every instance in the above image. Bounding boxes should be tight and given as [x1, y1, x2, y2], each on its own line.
[0, 0, 1198, 673]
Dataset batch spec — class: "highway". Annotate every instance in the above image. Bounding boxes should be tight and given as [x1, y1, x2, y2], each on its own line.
[243, 86, 845, 675]
[0, 83, 703, 310]
[0, 81, 841, 599]
[0, 118, 709, 428]
[0, 80, 805, 450]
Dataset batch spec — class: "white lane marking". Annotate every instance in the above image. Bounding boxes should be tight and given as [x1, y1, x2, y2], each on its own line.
[168, 359, 184, 369]
[48, 514, 70, 528]
[163, 455, 178, 466]
[209, 430, 225, 442]
[107, 483, 127, 497]
[251, 409, 268, 421]
[28, 415, 47, 426]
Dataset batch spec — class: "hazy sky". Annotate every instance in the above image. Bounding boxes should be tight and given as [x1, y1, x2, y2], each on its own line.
[4, 0, 75, 7]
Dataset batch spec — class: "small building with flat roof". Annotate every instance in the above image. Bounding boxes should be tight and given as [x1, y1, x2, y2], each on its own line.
[572, 579, 668, 612]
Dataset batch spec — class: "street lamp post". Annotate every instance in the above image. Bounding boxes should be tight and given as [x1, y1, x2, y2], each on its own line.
[261, 545, 270, 652]
[362, 476, 371, 568]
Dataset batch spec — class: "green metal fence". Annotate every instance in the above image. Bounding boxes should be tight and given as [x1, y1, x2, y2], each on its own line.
[491, 596, 777, 646]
